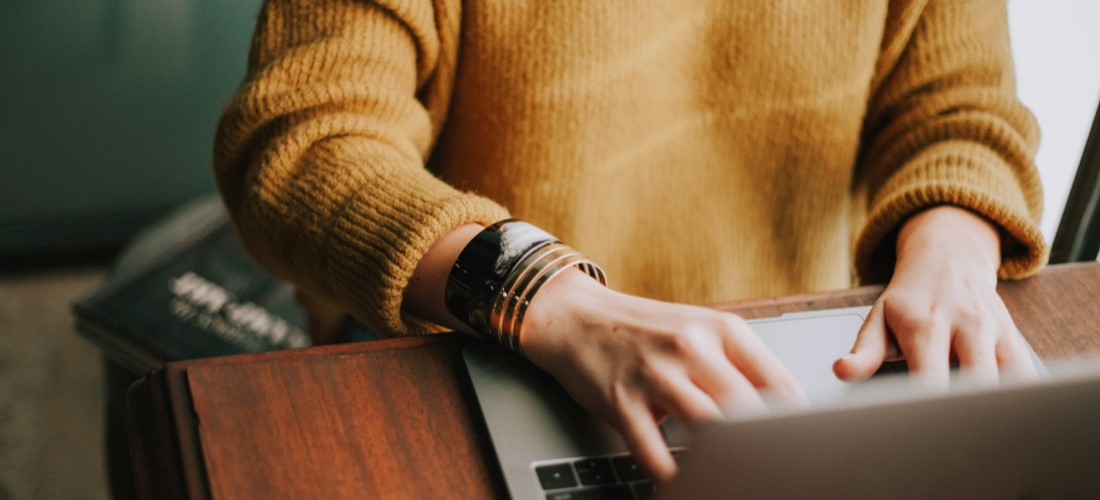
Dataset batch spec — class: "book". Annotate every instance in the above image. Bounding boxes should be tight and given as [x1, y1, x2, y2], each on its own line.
[73, 197, 311, 375]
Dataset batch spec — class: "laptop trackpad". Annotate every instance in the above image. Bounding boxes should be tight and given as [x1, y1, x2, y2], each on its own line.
[751, 310, 869, 405]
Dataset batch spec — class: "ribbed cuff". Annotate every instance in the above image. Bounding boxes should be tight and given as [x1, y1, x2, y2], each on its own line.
[325, 166, 510, 336]
[855, 144, 1048, 284]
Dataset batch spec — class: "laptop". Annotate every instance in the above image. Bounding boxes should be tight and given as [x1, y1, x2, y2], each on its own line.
[463, 306, 1100, 499]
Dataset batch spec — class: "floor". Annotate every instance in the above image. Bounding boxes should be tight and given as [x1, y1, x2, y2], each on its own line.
[0, 266, 111, 500]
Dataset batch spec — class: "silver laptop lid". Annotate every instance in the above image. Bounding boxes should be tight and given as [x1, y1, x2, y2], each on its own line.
[665, 359, 1100, 499]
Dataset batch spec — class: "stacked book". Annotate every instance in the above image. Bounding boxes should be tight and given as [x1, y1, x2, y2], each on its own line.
[73, 197, 310, 375]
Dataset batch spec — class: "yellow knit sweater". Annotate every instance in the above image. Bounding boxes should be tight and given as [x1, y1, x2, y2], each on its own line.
[215, 0, 1046, 337]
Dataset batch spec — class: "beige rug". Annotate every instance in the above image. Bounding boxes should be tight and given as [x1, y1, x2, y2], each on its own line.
[0, 267, 109, 500]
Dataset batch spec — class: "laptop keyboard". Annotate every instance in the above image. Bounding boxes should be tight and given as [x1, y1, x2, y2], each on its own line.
[534, 450, 684, 500]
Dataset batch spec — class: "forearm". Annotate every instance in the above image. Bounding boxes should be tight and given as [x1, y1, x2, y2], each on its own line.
[402, 223, 485, 335]
[853, 0, 1044, 283]
[215, 0, 510, 336]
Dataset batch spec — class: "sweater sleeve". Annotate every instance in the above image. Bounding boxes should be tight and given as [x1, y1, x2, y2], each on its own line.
[853, 0, 1047, 284]
[213, 0, 509, 336]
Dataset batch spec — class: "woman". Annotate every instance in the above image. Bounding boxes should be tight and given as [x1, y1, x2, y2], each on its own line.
[215, 0, 1046, 481]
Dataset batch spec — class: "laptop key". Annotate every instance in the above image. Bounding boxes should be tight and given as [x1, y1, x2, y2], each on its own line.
[611, 456, 647, 481]
[573, 458, 616, 485]
[632, 480, 657, 500]
[546, 485, 634, 500]
[536, 463, 578, 490]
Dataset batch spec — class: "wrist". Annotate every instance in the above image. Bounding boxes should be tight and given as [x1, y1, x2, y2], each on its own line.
[520, 268, 615, 368]
[896, 205, 1002, 274]
[403, 223, 486, 334]
[443, 219, 607, 353]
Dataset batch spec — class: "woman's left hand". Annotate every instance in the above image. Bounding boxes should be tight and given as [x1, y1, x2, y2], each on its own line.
[833, 205, 1038, 388]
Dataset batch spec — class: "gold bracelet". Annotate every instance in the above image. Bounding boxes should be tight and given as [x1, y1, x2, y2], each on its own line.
[497, 246, 583, 352]
[491, 244, 573, 348]
[489, 243, 606, 354]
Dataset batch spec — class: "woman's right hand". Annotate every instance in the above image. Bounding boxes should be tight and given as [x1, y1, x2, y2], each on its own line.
[401, 224, 804, 481]
[521, 269, 806, 483]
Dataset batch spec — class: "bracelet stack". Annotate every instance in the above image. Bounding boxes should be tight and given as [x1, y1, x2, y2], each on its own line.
[445, 220, 606, 354]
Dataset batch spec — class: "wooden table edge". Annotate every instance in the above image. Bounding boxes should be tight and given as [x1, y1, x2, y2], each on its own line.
[124, 261, 1100, 499]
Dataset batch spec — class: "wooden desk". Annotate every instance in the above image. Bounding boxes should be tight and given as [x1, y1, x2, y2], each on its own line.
[126, 262, 1100, 499]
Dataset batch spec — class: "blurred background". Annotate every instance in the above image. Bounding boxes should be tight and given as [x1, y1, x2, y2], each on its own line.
[0, 1, 262, 499]
[1, 0, 261, 262]
[0, 1, 1097, 499]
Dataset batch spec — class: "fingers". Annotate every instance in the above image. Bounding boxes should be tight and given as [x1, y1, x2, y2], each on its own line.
[691, 345, 774, 415]
[615, 401, 677, 483]
[632, 317, 781, 481]
[833, 301, 888, 381]
[952, 323, 999, 385]
[716, 318, 806, 405]
[988, 300, 1038, 379]
[648, 323, 771, 423]
[647, 367, 727, 424]
[946, 299, 1036, 384]
[894, 314, 952, 390]
[846, 294, 1029, 389]
[995, 329, 1039, 380]
[622, 337, 765, 483]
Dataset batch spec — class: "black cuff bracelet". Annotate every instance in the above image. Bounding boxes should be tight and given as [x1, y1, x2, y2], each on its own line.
[445, 219, 606, 352]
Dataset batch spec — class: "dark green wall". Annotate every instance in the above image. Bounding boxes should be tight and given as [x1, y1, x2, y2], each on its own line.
[0, 0, 262, 252]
